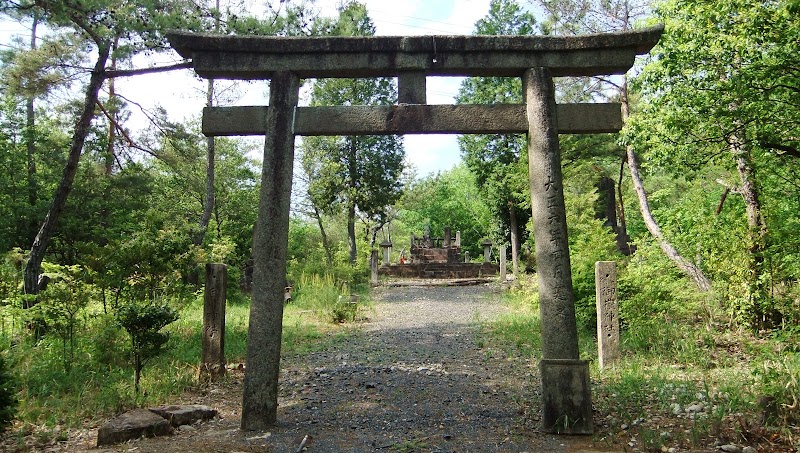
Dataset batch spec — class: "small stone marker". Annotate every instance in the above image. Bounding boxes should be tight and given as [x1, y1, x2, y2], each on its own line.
[464, 251, 470, 263]
[595, 261, 619, 369]
[201, 263, 227, 382]
[370, 249, 379, 286]
[97, 409, 171, 446]
[499, 246, 507, 281]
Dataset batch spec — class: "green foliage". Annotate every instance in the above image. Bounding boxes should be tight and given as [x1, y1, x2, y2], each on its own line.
[287, 218, 331, 276]
[292, 273, 365, 324]
[561, 163, 621, 329]
[626, 0, 800, 329]
[485, 276, 542, 357]
[0, 353, 16, 432]
[35, 264, 94, 371]
[754, 345, 800, 427]
[456, 0, 535, 254]
[116, 302, 178, 394]
[618, 239, 707, 338]
[398, 165, 493, 257]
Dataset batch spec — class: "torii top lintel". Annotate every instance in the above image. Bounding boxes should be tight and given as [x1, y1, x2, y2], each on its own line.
[167, 25, 664, 80]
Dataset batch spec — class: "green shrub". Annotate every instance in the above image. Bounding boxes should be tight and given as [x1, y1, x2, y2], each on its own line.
[90, 314, 128, 369]
[0, 353, 16, 432]
[116, 303, 179, 395]
[36, 270, 94, 371]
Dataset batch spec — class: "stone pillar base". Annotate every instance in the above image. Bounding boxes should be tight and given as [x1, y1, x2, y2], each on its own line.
[540, 359, 593, 434]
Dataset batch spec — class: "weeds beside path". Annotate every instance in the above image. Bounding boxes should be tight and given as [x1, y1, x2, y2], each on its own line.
[76, 283, 599, 452]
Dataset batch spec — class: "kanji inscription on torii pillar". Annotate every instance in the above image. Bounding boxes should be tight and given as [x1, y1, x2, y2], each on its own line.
[168, 24, 663, 434]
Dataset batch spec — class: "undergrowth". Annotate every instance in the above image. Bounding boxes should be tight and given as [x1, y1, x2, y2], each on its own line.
[481, 274, 800, 450]
[0, 272, 362, 438]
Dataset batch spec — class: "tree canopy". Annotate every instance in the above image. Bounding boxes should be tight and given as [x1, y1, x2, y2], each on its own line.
[300, 1, 405, 264]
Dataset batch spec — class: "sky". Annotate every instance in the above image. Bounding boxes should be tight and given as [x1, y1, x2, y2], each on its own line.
[117, 0, 496, 176]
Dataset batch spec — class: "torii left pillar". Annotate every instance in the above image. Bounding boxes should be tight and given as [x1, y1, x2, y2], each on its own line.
[241, 71, 299, 431]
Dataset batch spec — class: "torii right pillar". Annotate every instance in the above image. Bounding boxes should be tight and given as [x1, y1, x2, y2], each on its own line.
[525, 67, 592, 434]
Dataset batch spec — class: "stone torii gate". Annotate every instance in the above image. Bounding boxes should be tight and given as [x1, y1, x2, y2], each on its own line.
[168, 25, 663, 434]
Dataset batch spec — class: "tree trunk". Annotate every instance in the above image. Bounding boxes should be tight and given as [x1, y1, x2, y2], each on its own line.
[194, 77, 216, 246]
[193, 0, 219, 247]
[731, 136, 772, 328]
[615, 158, 633, 255]
[621, 79, 711, 292]
[104, 36, 119, 176]
[347, 202, 357, 264]
[313, 206, 333, 266]
[625, 146, 711, 291]
[25, 13, 39, 243]
[23, 43, 110, 298]
[347, 135, 358, 264]
[134, 352, 142, 395]
[508, 201, 520, 274]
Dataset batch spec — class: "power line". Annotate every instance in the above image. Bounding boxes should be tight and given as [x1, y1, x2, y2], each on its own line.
[372, 19, 465, 35]
[369, 8, 474, 29]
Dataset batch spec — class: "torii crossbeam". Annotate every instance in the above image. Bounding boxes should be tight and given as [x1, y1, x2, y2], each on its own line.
[168, 24, 663, 435]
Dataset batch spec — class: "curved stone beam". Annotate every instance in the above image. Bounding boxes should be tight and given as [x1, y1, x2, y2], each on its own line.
[167, 25, 663, 79]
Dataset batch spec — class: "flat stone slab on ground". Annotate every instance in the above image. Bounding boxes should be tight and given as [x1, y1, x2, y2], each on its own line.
[149, 404, 218, 427]
[96, 408, 172, 446]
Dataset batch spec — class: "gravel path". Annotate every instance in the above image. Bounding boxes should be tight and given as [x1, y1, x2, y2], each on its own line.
[91, 284, 603, 452]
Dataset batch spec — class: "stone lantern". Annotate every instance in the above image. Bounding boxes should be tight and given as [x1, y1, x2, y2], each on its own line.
[481, 239, 493, 263]
[380, 240, 392, 266]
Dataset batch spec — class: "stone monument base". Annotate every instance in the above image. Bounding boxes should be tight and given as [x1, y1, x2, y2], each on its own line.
[540, 359, 593, 434]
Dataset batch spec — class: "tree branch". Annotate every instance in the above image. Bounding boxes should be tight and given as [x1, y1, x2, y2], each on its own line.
[95, 100, 161, 159]
[715, 187, 730, 216]
[759, 141, 800, 158]
[105, 61, 193, 78]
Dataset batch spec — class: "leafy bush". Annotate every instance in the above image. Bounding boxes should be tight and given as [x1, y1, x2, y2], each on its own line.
[36, 265, 94, 371]
[618, 239, 706, 332]
[116, 303, 179, 394]
[90, 314, 129, 369]
[0, 353, 16, 432]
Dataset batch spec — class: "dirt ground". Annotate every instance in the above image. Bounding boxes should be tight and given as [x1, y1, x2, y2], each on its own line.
[43, 283, 614, 452]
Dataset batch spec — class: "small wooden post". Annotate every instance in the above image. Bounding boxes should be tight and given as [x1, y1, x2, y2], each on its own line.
[201, 263, 227, 382]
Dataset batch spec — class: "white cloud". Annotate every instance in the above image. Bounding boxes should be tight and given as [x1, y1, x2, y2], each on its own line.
[404, 135, 461, 177]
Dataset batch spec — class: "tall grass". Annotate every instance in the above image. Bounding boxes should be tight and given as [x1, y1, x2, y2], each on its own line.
[292, 273, 369, 324]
